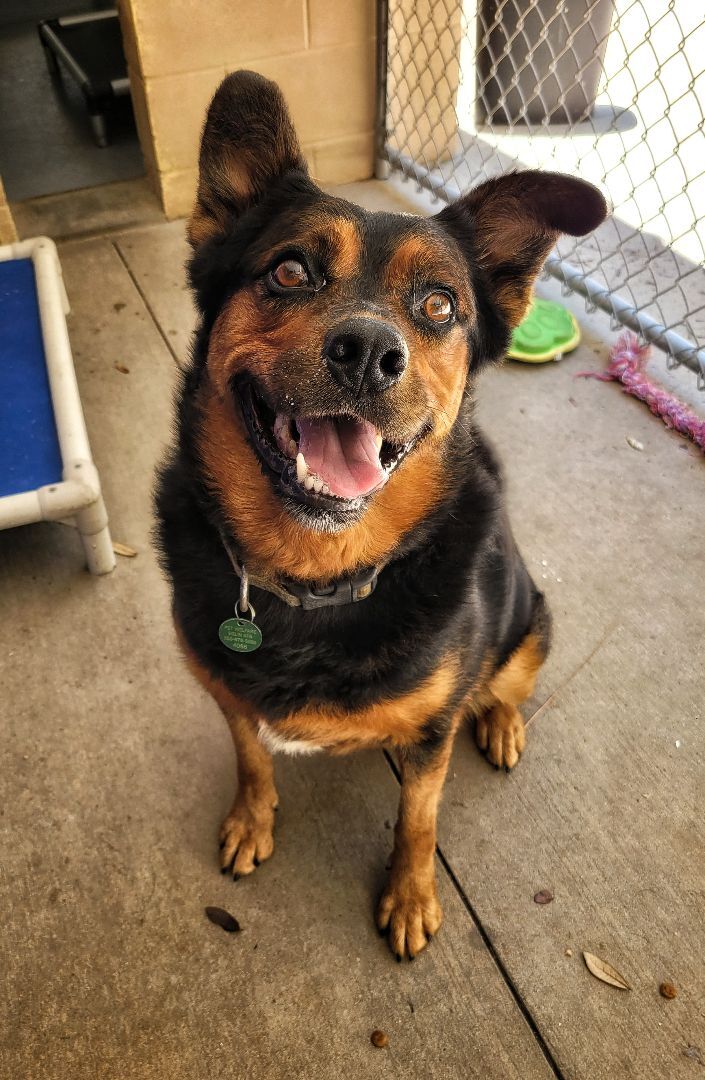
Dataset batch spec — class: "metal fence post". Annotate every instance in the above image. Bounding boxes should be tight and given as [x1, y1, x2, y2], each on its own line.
[374, 0, 391, 181]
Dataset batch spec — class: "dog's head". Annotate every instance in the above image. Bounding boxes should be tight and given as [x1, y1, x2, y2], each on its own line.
[188, 72, 606, 565]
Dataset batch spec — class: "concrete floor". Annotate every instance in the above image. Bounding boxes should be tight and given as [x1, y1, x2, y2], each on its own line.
[1, 181, 704, 1079]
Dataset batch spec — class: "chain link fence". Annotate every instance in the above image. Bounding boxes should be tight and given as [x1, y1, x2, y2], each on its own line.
[376, 0, 705, 388]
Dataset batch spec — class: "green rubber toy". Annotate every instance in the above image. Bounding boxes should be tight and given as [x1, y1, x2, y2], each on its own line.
[508, 297, 581, 363]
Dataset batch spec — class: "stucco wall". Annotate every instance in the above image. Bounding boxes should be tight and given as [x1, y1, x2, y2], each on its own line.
[118, 0, 376, 219]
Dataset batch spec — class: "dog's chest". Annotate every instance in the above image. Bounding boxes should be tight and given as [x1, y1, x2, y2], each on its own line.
[247, 653, 459, 756]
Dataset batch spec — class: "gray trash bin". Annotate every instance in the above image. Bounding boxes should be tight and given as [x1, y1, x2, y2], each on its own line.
[476, 0, 615, 125]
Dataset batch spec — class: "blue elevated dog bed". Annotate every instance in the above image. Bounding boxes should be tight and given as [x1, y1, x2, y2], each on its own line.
[0, 238, 114, 574]
[0, 258, 63, 499]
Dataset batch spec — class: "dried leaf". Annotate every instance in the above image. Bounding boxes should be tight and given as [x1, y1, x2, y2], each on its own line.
[583, 951, 630, 990]
[533, 889, 554, 905]
[112, 541, 138, 558]
[205, 906, 241, 933]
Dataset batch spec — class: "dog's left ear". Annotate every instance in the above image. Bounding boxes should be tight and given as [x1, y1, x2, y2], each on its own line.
[188, 70, 307, 248]
[435, 171, 607, 327]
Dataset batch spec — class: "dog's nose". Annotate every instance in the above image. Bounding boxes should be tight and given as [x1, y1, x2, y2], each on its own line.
[324, 317, 408, 395]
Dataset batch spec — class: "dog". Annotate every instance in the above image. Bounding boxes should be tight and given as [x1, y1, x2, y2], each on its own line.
[155, 70, 607, 960]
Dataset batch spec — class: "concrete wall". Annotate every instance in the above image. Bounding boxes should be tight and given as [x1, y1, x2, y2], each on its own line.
[0, 177, 18, 244]
[118, 0, 377, 219]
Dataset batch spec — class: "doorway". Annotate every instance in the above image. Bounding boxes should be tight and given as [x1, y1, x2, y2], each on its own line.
[0, 0, 144, 202]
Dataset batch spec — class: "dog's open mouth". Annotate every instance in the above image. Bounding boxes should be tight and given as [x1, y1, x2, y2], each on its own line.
[237, 380, 424, 513]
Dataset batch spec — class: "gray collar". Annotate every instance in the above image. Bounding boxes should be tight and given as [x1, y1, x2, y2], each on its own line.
[218, 529, 382, 611]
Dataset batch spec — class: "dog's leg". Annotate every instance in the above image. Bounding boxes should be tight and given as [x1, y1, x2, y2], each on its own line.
[175, 623, 278, 877]
[476, 593, 551, 770]
[215, 693, 278, 878]
[475, 699, 526, 770]
[474, 640, 539, 769]
[377, 728, 456, 959]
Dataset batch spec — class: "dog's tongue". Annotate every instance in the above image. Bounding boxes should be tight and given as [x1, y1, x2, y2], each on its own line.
[296, 416, 384, 499]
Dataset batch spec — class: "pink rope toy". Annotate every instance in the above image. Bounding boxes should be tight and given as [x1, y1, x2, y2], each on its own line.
[577, 331, 705, 452]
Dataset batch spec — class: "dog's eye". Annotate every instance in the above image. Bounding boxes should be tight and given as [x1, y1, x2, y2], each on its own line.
[422, 292, 454, 324]
[271, 259, 310, 289]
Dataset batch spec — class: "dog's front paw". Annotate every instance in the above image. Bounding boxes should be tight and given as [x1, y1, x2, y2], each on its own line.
[475, 702, 526, 769]
[219, 787, 277, 878]
[377, 873, 442, 960]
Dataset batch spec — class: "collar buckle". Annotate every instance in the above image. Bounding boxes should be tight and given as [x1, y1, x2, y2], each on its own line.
[283, 564, 379, 610]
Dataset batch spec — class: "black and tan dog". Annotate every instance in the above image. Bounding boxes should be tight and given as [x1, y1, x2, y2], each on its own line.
[155, 71, 607, 959]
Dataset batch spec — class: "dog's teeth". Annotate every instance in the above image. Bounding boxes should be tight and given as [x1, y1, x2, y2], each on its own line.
[304, 475, 315, 491]
[321, 484, 330, 495]
[313, 477, 323, 493]
[296, 452, 308, 482]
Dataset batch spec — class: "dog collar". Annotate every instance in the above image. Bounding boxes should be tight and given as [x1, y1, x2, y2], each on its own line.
[218, 528, 382, 611]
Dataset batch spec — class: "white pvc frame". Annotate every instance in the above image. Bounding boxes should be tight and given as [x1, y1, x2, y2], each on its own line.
[0, 237, 115, 574]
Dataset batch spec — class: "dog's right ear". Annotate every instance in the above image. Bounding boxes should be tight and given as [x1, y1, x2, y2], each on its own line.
[187, 70, 307, 248]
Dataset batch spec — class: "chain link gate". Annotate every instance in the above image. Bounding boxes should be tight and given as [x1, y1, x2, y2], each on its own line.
[376, 0, 705, 389]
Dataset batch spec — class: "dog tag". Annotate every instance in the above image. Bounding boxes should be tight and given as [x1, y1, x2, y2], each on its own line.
[219, 616, 262, 653]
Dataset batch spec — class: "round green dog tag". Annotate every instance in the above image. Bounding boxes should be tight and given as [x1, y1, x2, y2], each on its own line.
[219, 617, 262, 653]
